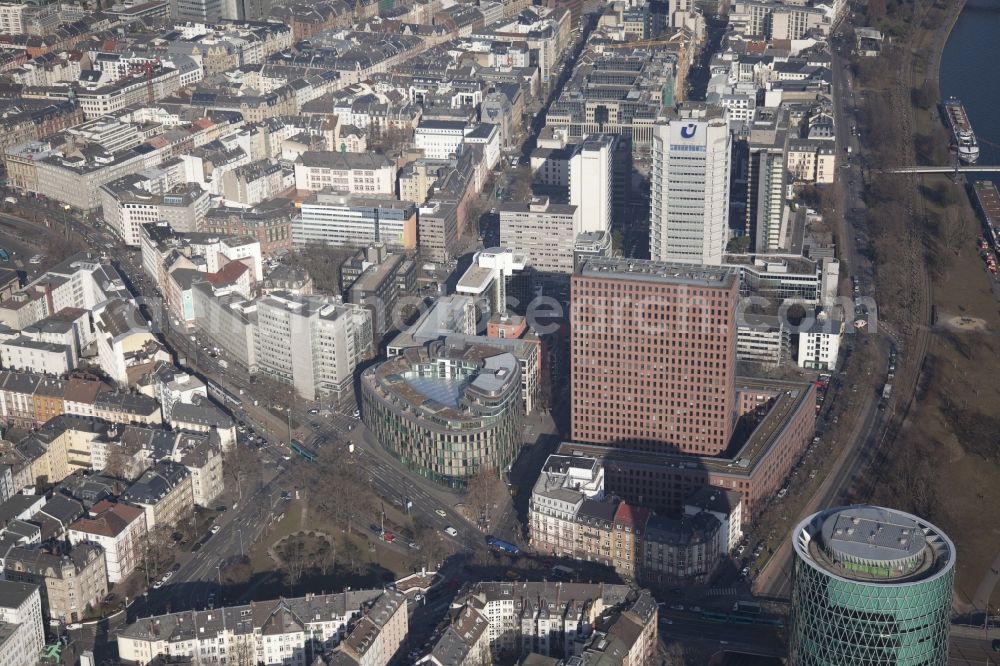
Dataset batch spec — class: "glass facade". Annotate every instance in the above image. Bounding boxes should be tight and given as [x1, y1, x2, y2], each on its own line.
[790, 507, 955, 666]
[360, 343, 524, 489]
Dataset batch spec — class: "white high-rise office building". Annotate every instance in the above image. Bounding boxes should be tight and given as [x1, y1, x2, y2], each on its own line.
[569, 135, 614, 235]
[254, 292, 373, 402]
[651, 106, 732, 266]
[0, 581, 44, 666]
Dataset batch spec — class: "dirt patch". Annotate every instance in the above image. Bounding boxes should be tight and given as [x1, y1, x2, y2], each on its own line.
[941, 314, 989, 332]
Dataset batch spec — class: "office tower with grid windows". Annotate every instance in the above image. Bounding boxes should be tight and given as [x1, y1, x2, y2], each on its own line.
[651, 106, 732, 266]
[790, 505, 954, 666]
[570, 257, 738, 455]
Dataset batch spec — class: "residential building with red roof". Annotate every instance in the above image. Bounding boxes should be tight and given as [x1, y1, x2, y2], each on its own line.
[67, 500, 146, 583]
[612, 501, 650, 581]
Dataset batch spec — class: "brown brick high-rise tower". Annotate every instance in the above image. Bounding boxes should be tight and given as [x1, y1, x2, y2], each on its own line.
[570, 257, 738, 455]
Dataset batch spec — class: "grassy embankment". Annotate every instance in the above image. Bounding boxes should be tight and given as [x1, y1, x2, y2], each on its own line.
[851, 0, 1000, 611]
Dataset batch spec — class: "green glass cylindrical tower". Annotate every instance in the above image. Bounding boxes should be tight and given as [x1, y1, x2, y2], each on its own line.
[790, 505, 955, 666]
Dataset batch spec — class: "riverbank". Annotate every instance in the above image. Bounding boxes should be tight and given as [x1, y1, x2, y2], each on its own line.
[857, 0, 1000, 616]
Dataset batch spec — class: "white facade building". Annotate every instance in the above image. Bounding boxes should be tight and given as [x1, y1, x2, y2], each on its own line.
[796, 313, 843, 371]
[293, 151, 396, 195]
[462, 123, 501, 170]
[293, 191, 417, 251]
[529, 454, 604, 557]
[569, 136, 613, 236]
[254, 292, 373, 402]
[414, 120, 468, 160]
[651, 107, 732, 266]
[0, 581, 44, 666]
[0, 338, 74, 375]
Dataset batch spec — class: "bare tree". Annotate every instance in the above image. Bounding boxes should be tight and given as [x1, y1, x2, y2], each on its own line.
[103, 441, 141, 480]
[943, 207, 969, 256]
[663, 641, 686, 666]
[316, 537, 337, 577]
[229, 638, 256, 666]
[220, 556, 252, 586]
[343, 539, 363, 574]
[294, 448, 375, 537]
[138, 525, 174, 582]
[465, 466, 508, 531]
[277, 534, 309, 588]
[413, 522, 447, 570]
[223, 446, 259, 501]
[509, 166, 533, 202]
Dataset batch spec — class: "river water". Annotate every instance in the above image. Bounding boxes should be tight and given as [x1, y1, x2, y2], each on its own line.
[940, 0, 1000, 176]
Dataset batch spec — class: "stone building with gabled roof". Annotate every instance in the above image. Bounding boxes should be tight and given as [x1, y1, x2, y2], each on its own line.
[116, 589, 387, 665]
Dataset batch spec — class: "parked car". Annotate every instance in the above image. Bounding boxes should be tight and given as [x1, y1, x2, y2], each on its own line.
[210, 525, 221, 534]
[444, 526, 458, 537]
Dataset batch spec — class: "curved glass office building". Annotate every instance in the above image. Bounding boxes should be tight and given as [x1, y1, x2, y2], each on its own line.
[361, 340, 524, 489]
[790, 505, 955, 666]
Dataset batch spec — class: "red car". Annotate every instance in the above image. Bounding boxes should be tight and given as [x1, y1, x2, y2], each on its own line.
[382, 531, 395, 543]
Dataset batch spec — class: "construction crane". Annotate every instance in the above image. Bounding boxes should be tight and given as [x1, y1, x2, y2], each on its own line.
[130, 59, 161, 104]
[141, 60, 155, 104]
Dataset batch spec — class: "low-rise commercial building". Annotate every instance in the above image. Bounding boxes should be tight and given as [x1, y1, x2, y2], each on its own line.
[796, 313, 843, 371]
[347, 249, 407, 343]
[192, 282, 257, 373]
[558, 376, 817, 522]
[785, 139, 836, 184]
[737, 314, 789, 368]
[294, 190, 418, 251]
[416, 200, 459, 262]
[0, 337, 74, 376]
[100, 179, 211, 247]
